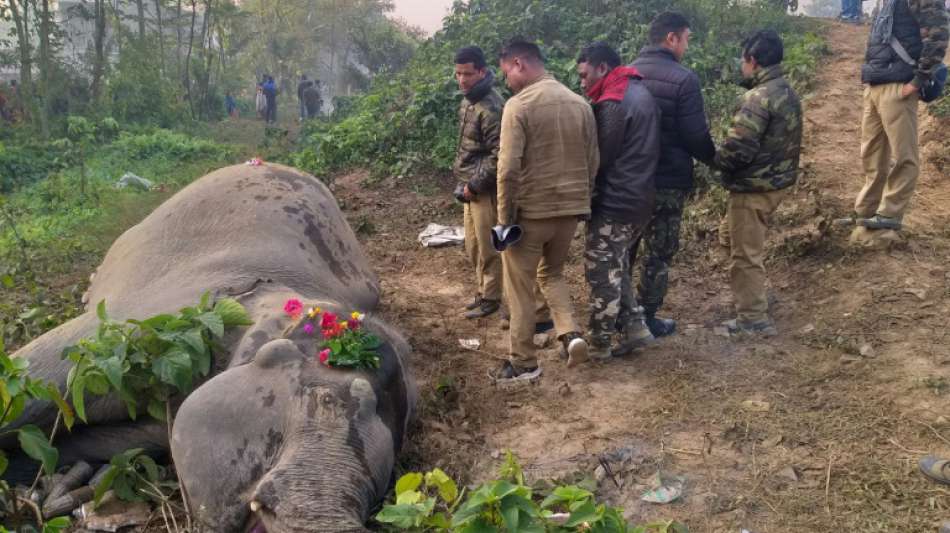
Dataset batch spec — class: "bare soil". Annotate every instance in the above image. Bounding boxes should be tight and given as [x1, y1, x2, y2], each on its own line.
[334, 21, 950, 532]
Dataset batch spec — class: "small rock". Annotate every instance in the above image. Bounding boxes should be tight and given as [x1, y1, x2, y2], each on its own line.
[77, 491, 150, 532]
[741, 400, 771, 412]
[558, 382, 571, 396]
[904, 288, 927, 301]
[859, 343, 875, 357]
[533, 333, 551, 348]
[777, 466, 800, 482]
[800, 323, 815, 334]
[594, 464, 607, 482]
[713, 326, 731, 338]
[762, 434, 784, 448]
[490, 449, 502, 459]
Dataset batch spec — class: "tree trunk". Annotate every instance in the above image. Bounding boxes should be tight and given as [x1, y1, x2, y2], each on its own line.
[154, 0, 167, 76]
[37, 0, 52, 139]
[7, 0, 36, 127]
[135, 0, 147, 43]
[183, 0, 198, 116]
[90, 0, 107, 103]
[175, 0, 184, 82]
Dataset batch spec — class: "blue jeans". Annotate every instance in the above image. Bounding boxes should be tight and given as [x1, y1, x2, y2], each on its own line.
[841, 0, 861, 19]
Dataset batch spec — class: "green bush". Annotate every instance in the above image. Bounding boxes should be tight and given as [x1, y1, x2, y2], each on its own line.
[111, 129, 235, 161]
[292, 0, 820, 180]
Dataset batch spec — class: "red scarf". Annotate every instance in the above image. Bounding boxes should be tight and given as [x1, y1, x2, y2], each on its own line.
[586, 66, 642, 104]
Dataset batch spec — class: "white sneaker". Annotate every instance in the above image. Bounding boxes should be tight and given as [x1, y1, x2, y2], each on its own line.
[567, 336, 589, 368]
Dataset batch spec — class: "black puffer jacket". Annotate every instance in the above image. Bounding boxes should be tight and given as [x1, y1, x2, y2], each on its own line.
[591, 78, 660, 227]
[631, 46, 715, 190]
[862, 0, 924, 85]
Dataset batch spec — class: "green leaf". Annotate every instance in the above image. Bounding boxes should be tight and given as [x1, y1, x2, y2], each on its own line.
[147, 399, 167, 421]
[199, 291, 211, 311]
[564, 501, 600, 528]
[93, 466, 120, 505]
[425, 467, 459, 503]
[196, 312, 224, 338]
[152, 349, 193, 392]
[18, 425, 58, 475]
[96, 300, 108, 321]
[71, 374, 87, 422]
[85, 372, 110, 395]
[214, 298, 254, 326]
[375, 503, 426, 528]
[501, 496, 520, 531]
[42, 516, 71, 532]
[134, 454, 160, 482]
[97, 356, 124, 392]
[395, 472, 423, 496]
[396, 489, 424, 505]
[138, 314, 175, 330]
[0, 450, 8, 477]
[47, 384, 75, 431]
[180, 329, 207, 357]
[1, 274, 13, 288]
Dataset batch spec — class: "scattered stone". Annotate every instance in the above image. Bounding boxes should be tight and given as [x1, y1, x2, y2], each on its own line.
[777, 466, 801, 482]
[903, 288, 927, 301]
[839, 355, 862, 364]
[713, 326, 731, 338]
[800, 323, 816, 334]
[490, 450, 502, 459]
[859, 343, 875, 358]
[533, 332, 552, 348]
[558, 382, 571, 397]
[594, 464, 607, 482]
[762, 434, 784, 448]
[741, 400, 771, 412]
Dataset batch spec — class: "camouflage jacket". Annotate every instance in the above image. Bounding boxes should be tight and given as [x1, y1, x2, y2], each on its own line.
[453, 71, 504, 194]
[714, 65, 802, 193]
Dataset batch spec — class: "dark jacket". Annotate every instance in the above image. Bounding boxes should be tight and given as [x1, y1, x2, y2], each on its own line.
[631, 46, 716, 190]
[862, 0, 949, 87]
[453, 71, 504, 194]
[297, 79, 313, 101]
[590, 78, 660, 226]
[714, 65, 803, 193]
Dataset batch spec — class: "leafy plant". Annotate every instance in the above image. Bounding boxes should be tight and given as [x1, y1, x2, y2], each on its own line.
[92, 447, 170, 505]
[376, 452, 688, 533]
[62, 293, 253, 423]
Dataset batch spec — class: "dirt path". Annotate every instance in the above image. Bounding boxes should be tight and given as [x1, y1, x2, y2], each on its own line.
[337, 21, 950, 532]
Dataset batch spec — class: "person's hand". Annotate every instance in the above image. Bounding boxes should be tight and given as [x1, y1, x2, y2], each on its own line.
[900, 83, 918, 99]
[463, 184, 475, 201]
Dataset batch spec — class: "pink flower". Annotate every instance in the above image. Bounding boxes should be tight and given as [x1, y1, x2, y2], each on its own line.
[319, 349, 330, 365]
[347, 319, 361, 330]
[284, 298, 304, 318]
[303, 323, 315, 335]
[321, 311, 338, 329]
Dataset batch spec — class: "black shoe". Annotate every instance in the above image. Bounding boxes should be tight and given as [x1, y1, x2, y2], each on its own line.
[645, 316, 676, 338]
[464, 299, 500, 319]
[464, 296, 483, 311]
[534, 320, 554, 334]
[490, 361, 542, 382]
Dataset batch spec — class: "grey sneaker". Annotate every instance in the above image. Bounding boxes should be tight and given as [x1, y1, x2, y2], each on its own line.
[464, 296, 483, 311]
[613, 320, 656, 357]
[919, 455, 950, 485]
[724, 318, 778, 337]
[560, 332, 589, 368]
[490, 361, 542, 383]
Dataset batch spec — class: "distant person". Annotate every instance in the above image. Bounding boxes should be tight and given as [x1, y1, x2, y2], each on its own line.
[714, 30, 802, 336]
[630, 12, 716, 338]
[0, 83, 8, 123]
[846, 0, 948, 235]
[303, 80, 323, 119]
[297, 74, 313, 121]
[493, 38, 599, 382]
[576, 42, 660, 360]
[839, 0, 862, 22]
[225, 92, 238, 119]
[452, 46, 505, 320]
[262, 75, 278, 124]
[255, 80, 266, 119]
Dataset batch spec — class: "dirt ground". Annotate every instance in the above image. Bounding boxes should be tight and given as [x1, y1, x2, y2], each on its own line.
[332, 22, 950, 532]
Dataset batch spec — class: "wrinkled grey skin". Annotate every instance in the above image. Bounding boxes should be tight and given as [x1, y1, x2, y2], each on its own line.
[4, 164, 416, 532]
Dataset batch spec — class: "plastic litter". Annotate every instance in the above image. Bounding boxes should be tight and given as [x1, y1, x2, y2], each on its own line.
[114, 172, 153, 191]
[640, 472, 684, 504]
[459, 338, 481, 351]
[418, 223, 464, 248]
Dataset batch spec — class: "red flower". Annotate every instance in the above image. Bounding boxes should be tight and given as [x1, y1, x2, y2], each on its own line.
[283, 298, 303, 318]
[319, 349, 330, 365]
[347, 319, 361, 330]
[321, 312, 338, 329]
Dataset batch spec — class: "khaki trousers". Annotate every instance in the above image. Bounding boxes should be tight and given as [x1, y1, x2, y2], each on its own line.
[463, 194, 502, 301]
[855, 83, 919, 219]
[719, 189, 788, 323]
[502, 216, 581, 368]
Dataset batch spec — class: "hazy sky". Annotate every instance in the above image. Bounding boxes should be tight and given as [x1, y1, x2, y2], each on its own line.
[391, 0, 455, 35]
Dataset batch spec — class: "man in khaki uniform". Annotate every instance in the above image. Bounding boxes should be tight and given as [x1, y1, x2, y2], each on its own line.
[715, 30, 802, 336]
[852, 0, 948, 233]
[492, 39, 599, 382]
[453, 46, 505, 319]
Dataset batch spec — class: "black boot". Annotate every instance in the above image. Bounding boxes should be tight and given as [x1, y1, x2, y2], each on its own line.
[464, 299, 500, 319]
[645, 315, 676, 338]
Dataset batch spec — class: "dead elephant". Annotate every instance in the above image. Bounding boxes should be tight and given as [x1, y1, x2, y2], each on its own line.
[4, 163, 416, 532]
